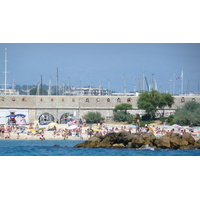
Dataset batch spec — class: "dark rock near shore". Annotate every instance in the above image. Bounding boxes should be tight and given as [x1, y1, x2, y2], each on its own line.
[74, 131, 200, 150]
[53, 144, 60, 147]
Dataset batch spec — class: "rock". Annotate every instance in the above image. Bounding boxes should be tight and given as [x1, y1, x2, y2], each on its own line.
[97, 132, 119, 148]
[88, 135, 102, 143]
[112, 143, 125, 148]
[163, 134, 190, 149]
[195, 139, 200, 144]
[73, 131, 198, 150]
[53, 144, 60, 147]
[153, 137, 171, 149]
[131, 136, 145, 148]
[126, 142, 132, 148]
[142, 132, 156, 146]
[182, 133, 195, 145]
[115, 131, 133, 145]
[193, 144, 200, 149]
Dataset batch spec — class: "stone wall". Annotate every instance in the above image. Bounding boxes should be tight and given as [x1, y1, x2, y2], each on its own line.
[0, 95, 199, 123]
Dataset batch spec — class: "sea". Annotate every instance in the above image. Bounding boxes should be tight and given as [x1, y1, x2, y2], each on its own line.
[0, 139, 200, 156]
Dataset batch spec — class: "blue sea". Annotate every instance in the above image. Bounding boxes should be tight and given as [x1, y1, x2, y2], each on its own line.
[0, 140, 200, 156]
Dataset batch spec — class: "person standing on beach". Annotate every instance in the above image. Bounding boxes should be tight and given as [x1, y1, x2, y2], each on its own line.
[136, 118, 140, 133]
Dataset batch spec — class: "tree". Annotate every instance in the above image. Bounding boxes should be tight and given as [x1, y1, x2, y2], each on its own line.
[158, 93, 174, 117]
[113, 103, 133, 112]
[137, 90, 174, 119]
[29, 88, 48, 95]
[83, 112, 105, 124]
[173, 101, 200, 126]
[113, 103, 133, 123]
[137, 90, 160, 119]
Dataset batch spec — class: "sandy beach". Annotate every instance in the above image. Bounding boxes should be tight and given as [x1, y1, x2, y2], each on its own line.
[1, 122, 200, 141]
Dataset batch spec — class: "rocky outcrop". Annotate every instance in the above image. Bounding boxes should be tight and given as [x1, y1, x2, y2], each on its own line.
[74, 131, 200, 150]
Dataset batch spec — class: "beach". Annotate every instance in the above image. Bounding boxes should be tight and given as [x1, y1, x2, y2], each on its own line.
[1, 122, 200, 141]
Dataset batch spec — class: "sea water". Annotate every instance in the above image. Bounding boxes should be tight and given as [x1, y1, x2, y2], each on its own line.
[0, 140, 200, 156]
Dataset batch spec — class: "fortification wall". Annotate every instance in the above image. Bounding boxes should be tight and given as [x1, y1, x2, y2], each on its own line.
[0, 95, 199, 123]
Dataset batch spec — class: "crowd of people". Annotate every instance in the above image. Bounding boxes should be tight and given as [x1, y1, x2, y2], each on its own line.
[0, 117, 198, 140]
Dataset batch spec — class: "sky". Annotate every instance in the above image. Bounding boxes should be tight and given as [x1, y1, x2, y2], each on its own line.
[0, 43, 200, 94]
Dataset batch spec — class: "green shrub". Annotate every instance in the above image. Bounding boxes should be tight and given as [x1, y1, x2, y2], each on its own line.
[167, 115, 174, 123]
[140, 120, 153, 127]
[113, 111, 127, 122]
[142, 114, 151, 121]
[83, 112, 105, 124]
[126, 114, 134, 124]
[160, 117, 167, 123]
[173, 101, 200, 126]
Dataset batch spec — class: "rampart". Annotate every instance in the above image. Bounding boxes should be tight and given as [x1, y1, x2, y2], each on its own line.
[0, 95, 199, 124]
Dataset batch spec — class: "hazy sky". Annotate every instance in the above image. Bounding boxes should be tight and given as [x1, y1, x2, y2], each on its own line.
[0, 43, 200, 94]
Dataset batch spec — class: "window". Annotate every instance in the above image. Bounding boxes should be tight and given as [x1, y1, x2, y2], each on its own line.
[22, 98, 26, 102]
[1, 97, 4, 101]
[117, 98, 121, 102]
[181, 97, 185, 103]
[107, 98, 110, 102]
[40, 98, 43, 101]
[127, 98, 131, 102]
[51, 98, 54, 102]
[86, 98, 89, 102]
[62, 98, 64, 102]
[12, 97, 15, 101]
[72, 98, 75, 102]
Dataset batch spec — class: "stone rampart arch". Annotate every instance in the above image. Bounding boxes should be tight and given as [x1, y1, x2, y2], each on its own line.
[39, 112, 55, 125]
[60, 112, 75, 124]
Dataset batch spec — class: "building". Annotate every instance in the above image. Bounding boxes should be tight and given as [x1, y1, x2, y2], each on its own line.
[64, 87, 109, 96]
[0, 89, 19, 95]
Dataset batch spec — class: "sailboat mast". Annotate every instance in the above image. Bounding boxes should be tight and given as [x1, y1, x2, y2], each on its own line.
[181, 70, 184, 95]
[4, 48, 7, 95]
[123, 74, 126, 96]
[48, 77, 52, 95]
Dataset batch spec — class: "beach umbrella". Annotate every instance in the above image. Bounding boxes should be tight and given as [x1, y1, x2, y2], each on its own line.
[172, 124, 180, 127]
[162, 125, 172, 128]
[92, 126, 99, 129]
[29, 129, 38, 132]
[67, 121, 75, 125]
[16, 121, 26, 125]
[16, 114, 26, 117]
[6, 114, 15, 118]
[47, 122, 58, 126]
[93, 129, 101, 132]
[18, 125, 26, 128]
[186, 127, 194, 130]
[172, 124, 182, 128]
[149, 123, 157, 126]
[127, 125, 136, 128]
[67, 125, 77, 130]
[148, 126, 154, 133]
